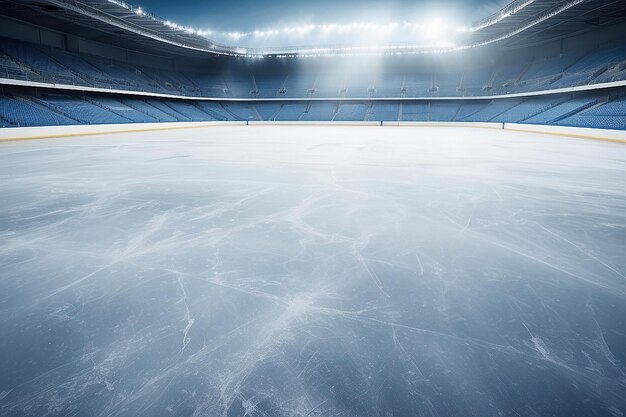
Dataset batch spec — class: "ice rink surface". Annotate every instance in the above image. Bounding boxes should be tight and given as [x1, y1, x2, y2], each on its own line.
[1, 125, 625, 417]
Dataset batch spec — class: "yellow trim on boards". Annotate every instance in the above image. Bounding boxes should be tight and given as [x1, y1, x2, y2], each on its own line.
[383, 123, 504, 131]
[385, 123, 626, 143]
[250, 122, 379, 127]
[0, 123, 236, 143]
[0, 122, 624, 145]
[505, 127, 626, 145]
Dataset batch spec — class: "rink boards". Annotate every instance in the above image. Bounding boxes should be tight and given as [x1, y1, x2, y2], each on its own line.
[1, 121, 625, 144]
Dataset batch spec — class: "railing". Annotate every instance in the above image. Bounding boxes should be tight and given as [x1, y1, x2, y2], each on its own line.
[41, 0, 595, 57]
[48, 0, 236, 56]
[0, 55, 624, 101]
[472, 0, 535, 31]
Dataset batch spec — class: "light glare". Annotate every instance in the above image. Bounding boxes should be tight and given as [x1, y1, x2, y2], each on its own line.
[423, 18, 446, 39]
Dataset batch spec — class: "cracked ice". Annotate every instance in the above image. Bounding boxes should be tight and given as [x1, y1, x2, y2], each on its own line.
[0, 125, 625, 417]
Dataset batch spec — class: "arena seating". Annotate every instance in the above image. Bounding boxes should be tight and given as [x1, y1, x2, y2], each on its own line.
[163, 101, 213, 121]
[521, 52, 584, 85]
[274, 103, 307, 121]
[490, 96, 566, 123]
[222, 103, 258, 121]
[221, 74, 253, 97]
[1, 89, 625, 129]
[186, 73, 226, 96]
[400, 102, 429, 121]
[89, 97, 158, 123]
[460, 99, 521, 122]
[282, 73, 317, 98]
[254, 103, 283, 121]
[1, 37, 624, 100]
[430, 103, 460, 121]
[402, 72, 432, 97]
[453, 102, 490, 121]
[0, 39, 79, 85]
[0, 50, 28, 80]
[333, 103, 367, 121]
[375, 74, 404, 98]
[300, 103, 336, 121]
[368, 103, 400, 121]
[583, 95, 626, 116]
[145, 100, 191, 121]
[0, 117, 14, 128]
[524, 97, 597, 124]
[255, 74, 287, 98]
[0, 96, 76, 126]
[0, 35, 625, 130]
[120, 99, 180, 122]
[557, 95, 626, 129]
[38, 95, 132, 124]
[194, 102, 232, 121]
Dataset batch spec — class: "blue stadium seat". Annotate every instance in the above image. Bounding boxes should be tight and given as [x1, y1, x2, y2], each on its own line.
[254, 103, 283, 121]
[368, 103, 399, 121]
[0, 36, 625, 102]
[461, 100, 520, 121]
[403, 72, 431, 97]
[121, 99, 180, 122]
[524, 97, 597, 124]
[222, 73, 253, 97]
[274, 103, 307, 120]
[90, 97, 158, 123]
[300, 103, 336, 121]
[222, 103, 258, 120]
[583, 96, 626, 116]
[40, 95, 131, 124]
[491, 96, 565, 122]
[454, 102, 490, 121]
[0, 36, 624, 130]
[282, 72, 317, 98]
[145, 100, 191, 121]
[522, 52, 584, 84]
[0, 96, 76, 127]
[165, 101, 213, 121]
[188, 73, 229, 97]
[194, 102, 232, 120]
[334, 104, 367, 121]
[401, 102, 429, 121]
[0, 39, 78, 85]
[374, 74, 404, 98]
[255, 74, 287, 98]
[558, 114, 626, 130]
[430, 103, 460, 121]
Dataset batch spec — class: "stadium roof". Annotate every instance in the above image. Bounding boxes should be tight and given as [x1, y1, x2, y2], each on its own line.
[0, 0, 625, 57]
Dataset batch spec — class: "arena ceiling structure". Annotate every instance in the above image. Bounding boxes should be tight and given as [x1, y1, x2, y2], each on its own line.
[0, 0, 625, 58]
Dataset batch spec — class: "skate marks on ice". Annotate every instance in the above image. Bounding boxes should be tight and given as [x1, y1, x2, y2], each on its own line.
[1, 126, 625, 416]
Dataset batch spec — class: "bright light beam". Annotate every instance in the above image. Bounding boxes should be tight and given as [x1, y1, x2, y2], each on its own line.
[423, 18, 446, 40]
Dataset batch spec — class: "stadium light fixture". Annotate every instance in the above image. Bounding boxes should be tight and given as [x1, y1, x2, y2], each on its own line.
[228, 32, 246, 41]
[100, 0, 584, 57]
[423, 18, 446, 39]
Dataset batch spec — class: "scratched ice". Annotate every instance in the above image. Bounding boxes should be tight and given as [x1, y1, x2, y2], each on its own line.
[0, 126, 625, 417]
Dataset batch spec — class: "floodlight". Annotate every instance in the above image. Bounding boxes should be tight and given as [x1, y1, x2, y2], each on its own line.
[423, 18, 445, 39]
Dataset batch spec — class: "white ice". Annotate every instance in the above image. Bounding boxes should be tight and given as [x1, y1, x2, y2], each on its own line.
[0, 125, 625, 417]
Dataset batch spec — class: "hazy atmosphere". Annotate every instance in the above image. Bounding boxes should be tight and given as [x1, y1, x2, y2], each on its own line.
[1, 0, 625, 416]
[137, 0, 510, 46]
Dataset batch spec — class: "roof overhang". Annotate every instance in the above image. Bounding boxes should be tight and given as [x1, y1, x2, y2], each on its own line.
[0, 0, 624, 58]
